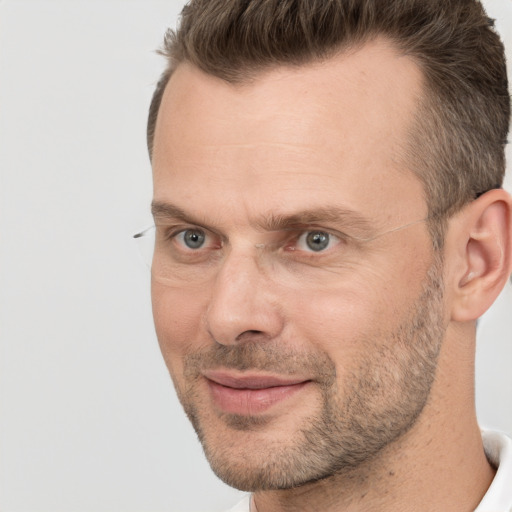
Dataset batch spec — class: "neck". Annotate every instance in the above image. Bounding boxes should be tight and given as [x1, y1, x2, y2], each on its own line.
[253, 323, 495, 512]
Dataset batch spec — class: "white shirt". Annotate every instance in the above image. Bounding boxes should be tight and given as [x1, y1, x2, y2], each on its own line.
[225, 431, 512, 512]
[475, 430, 512, 512]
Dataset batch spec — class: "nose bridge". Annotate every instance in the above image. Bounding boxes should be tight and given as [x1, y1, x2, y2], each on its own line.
[205, 245, 282, 345]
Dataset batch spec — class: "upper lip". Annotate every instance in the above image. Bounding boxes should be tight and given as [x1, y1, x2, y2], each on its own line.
[203, 370, 310, 389]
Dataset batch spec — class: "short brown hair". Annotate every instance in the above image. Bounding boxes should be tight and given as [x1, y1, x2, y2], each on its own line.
[147, 0, 510, 227]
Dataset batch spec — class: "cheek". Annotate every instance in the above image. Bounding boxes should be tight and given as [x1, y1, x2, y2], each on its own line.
[289, 285, 384, 358]
[287, 263, 427, 360]
[151, 281, 209, 372]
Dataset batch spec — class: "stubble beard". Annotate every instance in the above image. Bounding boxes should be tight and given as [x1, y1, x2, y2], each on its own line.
[173, 255, 446, 491]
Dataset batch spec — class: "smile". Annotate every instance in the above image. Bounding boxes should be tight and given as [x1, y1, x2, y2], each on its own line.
[203, 371, 311, 415]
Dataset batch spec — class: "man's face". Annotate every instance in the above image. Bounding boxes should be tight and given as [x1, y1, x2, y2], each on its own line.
[151, 40, 448, 490]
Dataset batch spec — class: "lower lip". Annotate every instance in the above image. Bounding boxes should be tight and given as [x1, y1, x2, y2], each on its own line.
[207, 380, 309, 415]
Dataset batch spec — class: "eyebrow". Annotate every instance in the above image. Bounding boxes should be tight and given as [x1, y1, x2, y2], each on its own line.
[254, 208, 372, 232]
[151, 200, 372, 233]
[152, 201, 198, 223]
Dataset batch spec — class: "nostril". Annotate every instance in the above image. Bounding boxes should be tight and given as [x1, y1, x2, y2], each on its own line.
[235, 330, 265, 342]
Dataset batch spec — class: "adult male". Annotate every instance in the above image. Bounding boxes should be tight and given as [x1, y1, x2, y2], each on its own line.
[141, 0, 512, 510]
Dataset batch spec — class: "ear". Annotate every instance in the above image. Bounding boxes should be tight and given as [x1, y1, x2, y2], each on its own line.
[450, 188, 512, 322]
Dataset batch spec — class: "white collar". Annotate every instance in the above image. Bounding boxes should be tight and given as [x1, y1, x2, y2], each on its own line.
[475, 430, 512, 512]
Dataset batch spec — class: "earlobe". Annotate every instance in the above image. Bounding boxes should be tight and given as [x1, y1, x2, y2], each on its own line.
[451, 189, 512, 322]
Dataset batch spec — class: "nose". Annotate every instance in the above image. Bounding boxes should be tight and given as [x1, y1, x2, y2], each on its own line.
[205, 250, 284, 346]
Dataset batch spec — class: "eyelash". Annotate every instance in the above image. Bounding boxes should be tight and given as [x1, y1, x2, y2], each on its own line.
[290, 230, 342, 253]
[161, 226, 221, 251]
[161, 225, 346, 258]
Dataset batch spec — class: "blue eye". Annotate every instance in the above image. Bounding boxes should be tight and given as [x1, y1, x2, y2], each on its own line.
[305, 231, 330, 251]
[179, 229, 206, 249]
[296, 230, 339, 252]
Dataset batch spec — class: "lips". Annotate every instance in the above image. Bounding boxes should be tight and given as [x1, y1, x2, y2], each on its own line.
[203, 371, 310, 415]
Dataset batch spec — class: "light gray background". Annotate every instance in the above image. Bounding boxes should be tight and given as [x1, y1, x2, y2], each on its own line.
[0, 1, 511, 511]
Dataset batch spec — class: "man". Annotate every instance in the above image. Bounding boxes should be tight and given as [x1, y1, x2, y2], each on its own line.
[140, 0, 512, 510]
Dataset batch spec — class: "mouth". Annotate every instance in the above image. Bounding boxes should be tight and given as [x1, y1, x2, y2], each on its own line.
[203, 371, 311, 415]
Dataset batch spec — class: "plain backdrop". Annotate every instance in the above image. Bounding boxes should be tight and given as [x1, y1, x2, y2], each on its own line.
[0, 1, 511, 511]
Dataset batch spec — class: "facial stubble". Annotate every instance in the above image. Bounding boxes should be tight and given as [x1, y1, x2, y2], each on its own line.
[171, 255, 446, 491]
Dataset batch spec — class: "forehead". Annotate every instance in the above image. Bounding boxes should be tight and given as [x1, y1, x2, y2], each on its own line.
[152, 38, 427, 225]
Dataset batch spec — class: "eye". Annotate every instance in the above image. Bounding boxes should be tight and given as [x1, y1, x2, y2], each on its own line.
[176, 228, 207, 249]
[296, 230, 340, 252]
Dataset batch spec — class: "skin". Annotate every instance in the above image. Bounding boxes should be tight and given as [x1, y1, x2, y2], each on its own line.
[151, 39, 511, 511]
